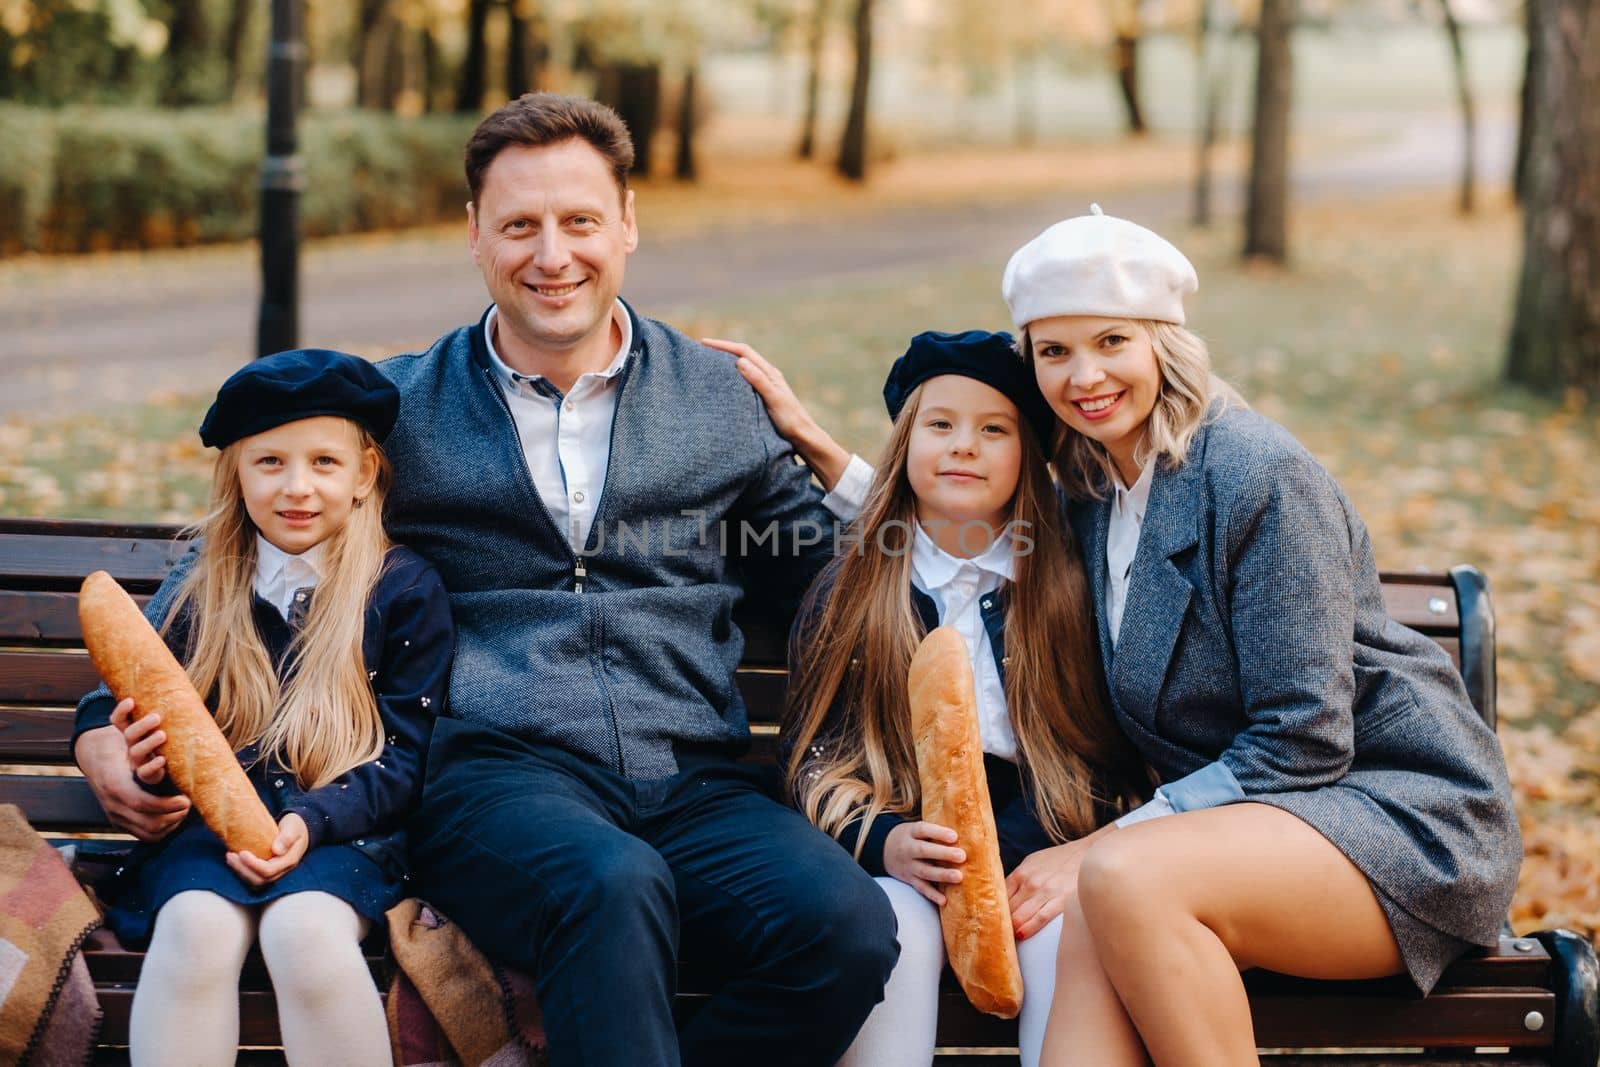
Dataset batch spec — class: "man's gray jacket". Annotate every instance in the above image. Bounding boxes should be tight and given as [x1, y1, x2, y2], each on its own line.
[380, 303, 835, 779]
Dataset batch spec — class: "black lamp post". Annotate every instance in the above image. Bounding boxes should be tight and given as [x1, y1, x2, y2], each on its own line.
[256, 0, 305, 358]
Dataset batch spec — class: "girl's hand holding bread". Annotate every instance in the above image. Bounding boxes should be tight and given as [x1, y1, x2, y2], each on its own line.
[226, 813, 310, 888]
[884, 821, 966, 906]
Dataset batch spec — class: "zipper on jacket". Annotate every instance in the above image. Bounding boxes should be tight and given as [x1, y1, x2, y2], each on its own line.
[479, 365, 585, 588]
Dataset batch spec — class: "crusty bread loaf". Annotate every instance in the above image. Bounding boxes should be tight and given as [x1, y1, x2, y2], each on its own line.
[908, 626, 1024, 1018]
[78, 570, 279, 857]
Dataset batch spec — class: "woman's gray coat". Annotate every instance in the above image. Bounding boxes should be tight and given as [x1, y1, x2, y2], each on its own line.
[1067, 404, 1522, 993]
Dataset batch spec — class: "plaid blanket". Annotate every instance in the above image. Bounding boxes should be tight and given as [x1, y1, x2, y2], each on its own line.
[0, 805, 101, 1067]
[386, 898, 547, 1067]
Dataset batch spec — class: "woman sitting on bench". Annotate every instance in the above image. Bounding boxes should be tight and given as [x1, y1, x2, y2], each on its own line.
[719, 207, 1522, 1066]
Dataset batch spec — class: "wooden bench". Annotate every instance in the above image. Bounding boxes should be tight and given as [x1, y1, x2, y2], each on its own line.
[3, 516, 1597, 1067]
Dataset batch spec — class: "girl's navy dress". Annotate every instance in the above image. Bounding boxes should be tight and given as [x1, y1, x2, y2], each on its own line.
[73, 544, 454, 946]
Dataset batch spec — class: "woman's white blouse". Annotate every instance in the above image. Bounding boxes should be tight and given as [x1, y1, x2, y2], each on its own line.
[1105, 462, 1181, 828]
[1106, 461, 1155, 650]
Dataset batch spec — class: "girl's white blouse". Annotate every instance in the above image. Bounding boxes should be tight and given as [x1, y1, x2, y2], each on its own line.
[909, 525, 1019, 762]
[254, 535, 325, 620]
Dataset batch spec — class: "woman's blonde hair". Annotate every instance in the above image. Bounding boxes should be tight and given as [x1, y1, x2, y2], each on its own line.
[163, 423, 393, 789]
[784, 384, 1145, 852]
[1026, 320, 1241, 500]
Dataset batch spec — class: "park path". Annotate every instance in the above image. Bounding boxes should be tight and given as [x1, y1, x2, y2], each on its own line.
[0, 112, 1510, 419]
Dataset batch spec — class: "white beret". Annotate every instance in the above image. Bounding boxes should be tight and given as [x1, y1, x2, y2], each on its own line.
[1001, 205, 1199, 330]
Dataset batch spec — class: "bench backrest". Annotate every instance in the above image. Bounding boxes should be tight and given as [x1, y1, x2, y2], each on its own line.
[0, 517, 1496, 835]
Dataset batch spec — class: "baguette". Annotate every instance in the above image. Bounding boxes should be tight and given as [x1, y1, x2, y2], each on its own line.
[908, 626, 1024, 1018]
[78, 570, 279, 857]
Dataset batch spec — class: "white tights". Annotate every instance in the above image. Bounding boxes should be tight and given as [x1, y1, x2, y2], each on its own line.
[129, 890, 389, 1067]
[839, 876, 1063, 1067]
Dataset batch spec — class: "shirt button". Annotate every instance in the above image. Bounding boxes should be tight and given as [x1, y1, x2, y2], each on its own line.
[573, 491, 586, 504]
[294, 592, 305, 602]
[275, 778, 285, 788]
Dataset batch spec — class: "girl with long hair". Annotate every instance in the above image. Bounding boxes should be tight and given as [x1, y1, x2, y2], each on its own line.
[782, 330, 1146, 1067]
[73, 350, 454, 1067]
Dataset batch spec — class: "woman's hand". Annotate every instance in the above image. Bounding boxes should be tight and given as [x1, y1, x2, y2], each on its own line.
[227, 813, 309, 888]
[702, 338, 852, 491]
[1006, 823, 1116, 940]
[884, 820, 966, 906]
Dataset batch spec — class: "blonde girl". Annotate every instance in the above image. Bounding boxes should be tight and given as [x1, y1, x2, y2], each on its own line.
[780, 330, 1145, 1067]
[72, 349, 454, 1067]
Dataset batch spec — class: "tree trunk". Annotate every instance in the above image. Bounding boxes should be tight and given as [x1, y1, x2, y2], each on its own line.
[1191, 0, 1232, 226]
[797, 0, 831, 159]
[222, 0, 252, 100]
[597, 63, 662, 175]
[1513, 0, 1540, 202]
[1015, 46, 1039, 146]
[1505, 0, 1600, 394]
[837, 0, 874, 182]
[1243, 0, 1293, 262]
[505, 1, 544, 97]
[355, 0, 389, 109]
[380, 10, 406, 111]
[160, 0, 210, 105]
[421, 19, 441, 111]
[675, 65, 699, 181]
[1113, 34, 1147, 135]
[455, 0, 492, 112]
[1438, 0, 1476, 214]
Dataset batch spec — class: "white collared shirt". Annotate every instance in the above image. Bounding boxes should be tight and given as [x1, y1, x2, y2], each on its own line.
[821, 454, 876, 522]
[254, 535, 324, 621]
[484, 302, 633, 552]
[910, 525, 1019, 762]
[1106, 461, 1154, 650]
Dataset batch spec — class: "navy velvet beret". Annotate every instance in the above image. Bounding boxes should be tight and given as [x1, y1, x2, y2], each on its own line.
[199, 349, 400, 449]
[882, 330, 1055, 448]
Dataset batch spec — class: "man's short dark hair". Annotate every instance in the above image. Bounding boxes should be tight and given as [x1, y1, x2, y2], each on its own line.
[464, 92, 635, 204]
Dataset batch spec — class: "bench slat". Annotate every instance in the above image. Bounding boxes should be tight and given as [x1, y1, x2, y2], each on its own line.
[0, 650, 99, 705]
[0, 534, 188, 592]
[0, 705, 76, 761]
[1, 773, 104, 829]
[0, 589, 149, 645]
[930, 986, 1555, 1049]
[82, 928, 386, 987]
[1378, 575, 1461, 633]
[94, 986, 288, 1047]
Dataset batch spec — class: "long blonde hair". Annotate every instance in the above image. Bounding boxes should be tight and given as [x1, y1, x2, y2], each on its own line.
[1029, 320, 1241, 500]
[163, 425, 393, 789]
[784, 384, 1145, 851]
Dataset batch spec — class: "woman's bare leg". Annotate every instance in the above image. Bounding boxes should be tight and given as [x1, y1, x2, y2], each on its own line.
[1037, 889, 1148, 1067]
[1077, 803, 1403, 1067]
